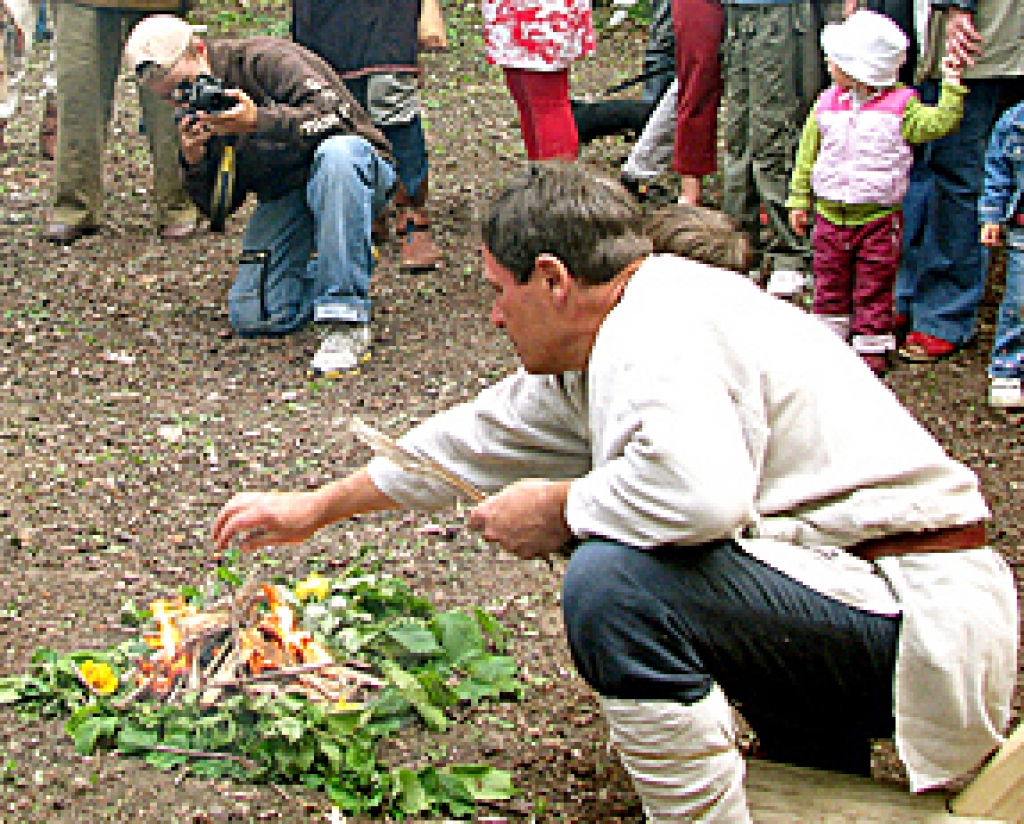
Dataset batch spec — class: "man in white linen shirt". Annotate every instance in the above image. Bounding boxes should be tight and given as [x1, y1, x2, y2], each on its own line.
[213, 163, 1017, 823]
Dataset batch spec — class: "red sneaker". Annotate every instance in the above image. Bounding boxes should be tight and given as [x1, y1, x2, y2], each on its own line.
[898, 332, 956, 363]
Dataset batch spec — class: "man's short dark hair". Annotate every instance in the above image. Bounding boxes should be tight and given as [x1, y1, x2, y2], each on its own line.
[481, 162, 653, 285]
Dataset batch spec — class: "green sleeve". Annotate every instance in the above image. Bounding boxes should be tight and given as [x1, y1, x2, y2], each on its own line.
[786, 109, 821, 211]
[901, 81, 968, 144]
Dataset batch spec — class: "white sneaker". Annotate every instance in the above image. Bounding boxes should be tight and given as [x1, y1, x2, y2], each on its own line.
[766, 268, 806, 297]
[309, 323, 371, 378]
[988, 377, 1023, 409]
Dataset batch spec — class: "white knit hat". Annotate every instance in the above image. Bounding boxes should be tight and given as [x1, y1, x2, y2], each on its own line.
[123, 15, 195, 80]
[820, 9, 908, 89]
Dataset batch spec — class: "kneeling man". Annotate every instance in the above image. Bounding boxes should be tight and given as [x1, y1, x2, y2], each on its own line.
[124, 15, 396, 376]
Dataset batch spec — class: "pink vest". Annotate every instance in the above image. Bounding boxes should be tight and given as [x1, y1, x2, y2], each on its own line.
[811, 85, 917, 207]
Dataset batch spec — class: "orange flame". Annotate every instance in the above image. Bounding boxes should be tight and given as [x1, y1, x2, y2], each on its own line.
[260, 585, 334, 665]
[142, 598, 196, 691]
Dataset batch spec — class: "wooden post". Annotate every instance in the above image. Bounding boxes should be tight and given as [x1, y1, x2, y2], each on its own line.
[951, 723, 1024, 823]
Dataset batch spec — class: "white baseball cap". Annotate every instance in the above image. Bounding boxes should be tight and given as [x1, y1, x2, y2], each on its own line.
[124, 15, 196, 80]
[820, 9, 908, 89]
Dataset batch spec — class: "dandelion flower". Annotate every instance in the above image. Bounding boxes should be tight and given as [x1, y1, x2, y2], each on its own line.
[80, 660, 119, 695]
[295, 573, 330, 602]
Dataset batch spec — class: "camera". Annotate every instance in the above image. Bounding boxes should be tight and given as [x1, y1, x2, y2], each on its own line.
[173, 73, 236, 121]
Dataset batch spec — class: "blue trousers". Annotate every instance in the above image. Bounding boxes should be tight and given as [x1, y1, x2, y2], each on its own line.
[990, 232, 1023, 379]
[228, 135, 395, 337]
[562, 538, 899, 775]
[896, 79, 1005, 345]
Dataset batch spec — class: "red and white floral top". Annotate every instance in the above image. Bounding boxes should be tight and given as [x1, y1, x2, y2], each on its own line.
[482, 0, 596, 71]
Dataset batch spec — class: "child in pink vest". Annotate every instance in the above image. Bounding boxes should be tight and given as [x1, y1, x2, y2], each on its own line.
[786, 10, 965, 375]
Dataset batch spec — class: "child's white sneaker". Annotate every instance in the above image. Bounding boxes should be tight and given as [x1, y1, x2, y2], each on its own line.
[988, 377, 1023, 409]
[766, 269, 806, 298]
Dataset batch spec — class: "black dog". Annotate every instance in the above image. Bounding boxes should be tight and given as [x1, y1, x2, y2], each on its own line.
[571, 98, 653, 146]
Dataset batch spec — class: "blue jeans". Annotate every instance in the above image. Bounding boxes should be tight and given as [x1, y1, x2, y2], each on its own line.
[990, 232, 1023, 379]
[562, 538, 898, 775]
[228, 135, 396, 337]
[896, 79, 1004, 345]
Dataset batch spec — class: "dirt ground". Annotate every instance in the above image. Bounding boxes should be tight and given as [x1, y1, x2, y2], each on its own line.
[0, 3, 1020, 822]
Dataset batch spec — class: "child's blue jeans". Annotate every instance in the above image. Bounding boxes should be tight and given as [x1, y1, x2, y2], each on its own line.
[989, 228, 1023, 379]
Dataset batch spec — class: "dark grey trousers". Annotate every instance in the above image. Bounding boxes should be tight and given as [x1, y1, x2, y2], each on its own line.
[562, 538, 900, 776]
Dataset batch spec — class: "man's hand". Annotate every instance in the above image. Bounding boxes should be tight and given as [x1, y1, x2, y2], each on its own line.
[212, 490, 323, 552]
[789, 208, 809, 237]
[843, 0, 858, 18]
[178, 114, 213, 166]
[197, 89, 259, 136]
[945, 9, 982, 70]
[468, 479, 573, 560]
[980, 222, 1002, 248]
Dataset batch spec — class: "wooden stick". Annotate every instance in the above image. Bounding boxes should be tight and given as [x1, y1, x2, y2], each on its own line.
[298, 673, 342, 703]
[112, 681, 150, 710]
[189, 646, 201, 691]
[194, 661, 339, 690]
[132, 744, 258, 772]
[349, 416, 485, 503]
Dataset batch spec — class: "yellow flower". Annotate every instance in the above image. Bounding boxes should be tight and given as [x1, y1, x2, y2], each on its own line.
[295, 573, 330, 602]
[334, 698, 363, 712]
[80, 660, 119, 695]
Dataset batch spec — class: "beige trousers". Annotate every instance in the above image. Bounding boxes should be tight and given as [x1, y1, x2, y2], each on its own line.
[51, 2, 194, 228]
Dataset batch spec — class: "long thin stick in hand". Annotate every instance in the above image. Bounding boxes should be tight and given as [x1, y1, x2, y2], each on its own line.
[348, 417, 485, 503]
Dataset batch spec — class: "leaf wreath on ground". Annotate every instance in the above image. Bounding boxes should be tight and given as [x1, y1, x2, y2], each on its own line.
[0, 561, 522, 819]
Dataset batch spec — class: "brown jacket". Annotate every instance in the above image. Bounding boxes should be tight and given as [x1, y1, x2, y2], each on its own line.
[182, 37, 393, 217]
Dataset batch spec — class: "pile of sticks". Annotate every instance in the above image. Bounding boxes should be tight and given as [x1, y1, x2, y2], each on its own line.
[110, 579, 384, 710]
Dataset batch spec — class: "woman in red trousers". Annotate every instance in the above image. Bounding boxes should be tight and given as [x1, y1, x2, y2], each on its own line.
[672, 0, 724, 205]
[482, 0, 596, 161]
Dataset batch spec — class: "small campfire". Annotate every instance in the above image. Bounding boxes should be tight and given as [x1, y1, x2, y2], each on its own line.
[115, 578, 384, 709]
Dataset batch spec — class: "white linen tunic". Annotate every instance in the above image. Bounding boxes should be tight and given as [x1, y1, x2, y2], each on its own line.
[368, 254, 1018, 791]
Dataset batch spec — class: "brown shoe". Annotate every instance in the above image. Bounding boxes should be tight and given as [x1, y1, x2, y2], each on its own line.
[398, 208, 441, 271]
[371, 210, 390, 244]
[43, 222, 99, 244]
[39, 93, 57, 161]
[159, 221, 197, 241]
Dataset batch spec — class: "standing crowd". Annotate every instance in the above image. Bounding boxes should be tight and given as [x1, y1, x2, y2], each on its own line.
[1, 0, 1020, 405]
[1, 2, 1021, 822]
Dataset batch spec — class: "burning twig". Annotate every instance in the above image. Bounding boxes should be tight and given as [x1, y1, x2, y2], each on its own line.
[349, 416, 485, 503]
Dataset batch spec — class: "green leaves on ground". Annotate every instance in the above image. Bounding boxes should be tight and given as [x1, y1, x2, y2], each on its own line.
[1, 563, 520, 818]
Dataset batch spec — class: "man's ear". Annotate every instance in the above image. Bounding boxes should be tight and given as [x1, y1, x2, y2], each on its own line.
[534, 253, 573, 304]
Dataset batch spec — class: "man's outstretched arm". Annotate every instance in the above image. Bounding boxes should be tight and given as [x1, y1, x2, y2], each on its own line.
[212, 468, 400, 552]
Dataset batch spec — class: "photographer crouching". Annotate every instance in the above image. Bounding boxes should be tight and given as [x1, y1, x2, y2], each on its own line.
[124, 15, 397, 377]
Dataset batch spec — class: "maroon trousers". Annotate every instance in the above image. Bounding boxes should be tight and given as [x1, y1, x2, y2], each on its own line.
[671, 0, 724, 176]
[812, 211, 903, 346]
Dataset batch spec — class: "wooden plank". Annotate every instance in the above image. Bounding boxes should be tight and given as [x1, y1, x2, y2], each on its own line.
[746, 760, 1006, 823]
[952, 723, 1024, 823]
